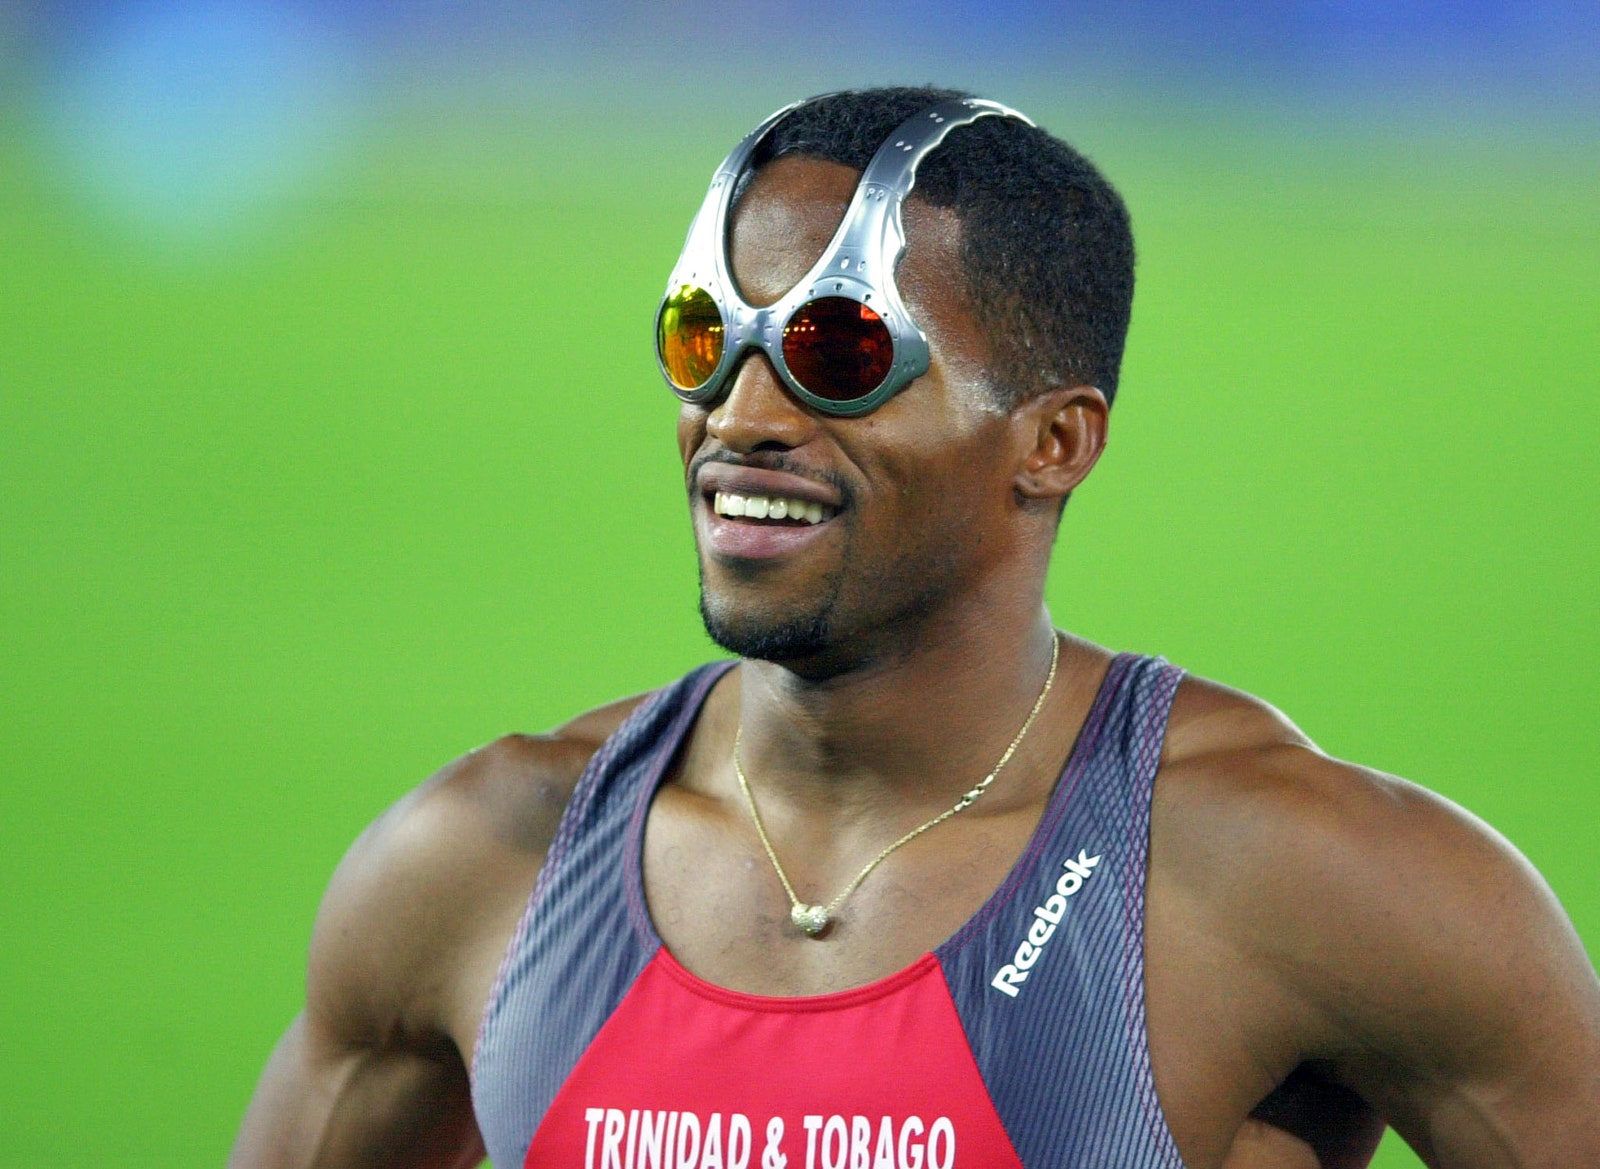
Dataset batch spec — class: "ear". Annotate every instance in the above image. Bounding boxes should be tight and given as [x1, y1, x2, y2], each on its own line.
[1012, 385, 1109, 503]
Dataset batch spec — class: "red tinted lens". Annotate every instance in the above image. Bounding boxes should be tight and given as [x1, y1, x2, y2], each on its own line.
[781, 297, 894, 402]
[657, 285, 725, 390]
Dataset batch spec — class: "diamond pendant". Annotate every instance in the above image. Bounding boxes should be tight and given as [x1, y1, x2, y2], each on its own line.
[791, 904, 830, 936]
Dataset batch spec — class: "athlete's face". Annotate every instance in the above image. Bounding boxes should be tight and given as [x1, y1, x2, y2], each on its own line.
[678, 156, 1046, 673]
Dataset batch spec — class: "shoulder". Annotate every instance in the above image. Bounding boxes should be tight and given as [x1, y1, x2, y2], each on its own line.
[1154, 673, 1574, 997]
[305, 691, 652, 1054]
[1153, 673, 1600, 1116]
[1156, 675, 1549, 956]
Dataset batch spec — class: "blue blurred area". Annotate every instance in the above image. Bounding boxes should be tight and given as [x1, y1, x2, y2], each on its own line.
[22, 1, 1600, 111]
[29, 0, 363, 243]
[347, 0, 1600, 123]
[8, 0, 1597, 245]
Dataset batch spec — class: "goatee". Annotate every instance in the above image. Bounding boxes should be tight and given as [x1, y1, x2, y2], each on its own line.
[697, 590, 836, 662]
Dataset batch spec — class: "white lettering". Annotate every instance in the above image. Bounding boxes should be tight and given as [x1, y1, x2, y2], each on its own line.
[589, 1111, 951, 1169]
[850, 1116, 870, 1169]
[729, 1114, 752, 1169]
[639, 1111, 667, 1169]
[992, 847, 1103, 996]
[762, 1117, 786, 1169]
[897, 1117, 924, 1169]
[926, 1120, 954, 1169]
[873, 1118, 895, 1169]
[1064, 850, 1101, 879]
[1035, 893, 1067, 925]
[702, 1114, 724, 1169]
[678, 1112, 702, 1169]
[990, 964, 1027, 997]
[803, 1116, 823, 1169]
[586, 1108, 605, 1169]
[603, 1109, 627, 1169]
[822, 1116, 847, 1169]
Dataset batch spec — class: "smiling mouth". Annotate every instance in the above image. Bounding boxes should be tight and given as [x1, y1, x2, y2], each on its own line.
[711, 491, 837, 526]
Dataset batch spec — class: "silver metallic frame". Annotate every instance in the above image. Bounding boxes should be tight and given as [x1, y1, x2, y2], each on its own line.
[658, 95, 1035, 418]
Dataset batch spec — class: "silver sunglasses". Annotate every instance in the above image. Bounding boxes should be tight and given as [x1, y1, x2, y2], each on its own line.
[656, 95, 1034, 418]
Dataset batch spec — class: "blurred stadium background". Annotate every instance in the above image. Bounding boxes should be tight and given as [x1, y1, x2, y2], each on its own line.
[1, 2, 1596, 1165]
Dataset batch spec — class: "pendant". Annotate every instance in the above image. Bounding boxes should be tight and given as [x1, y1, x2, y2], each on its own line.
[791, 904, 830, 936]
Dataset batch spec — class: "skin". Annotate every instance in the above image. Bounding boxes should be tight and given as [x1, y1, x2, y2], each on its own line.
[230, 156, 1600, 1168]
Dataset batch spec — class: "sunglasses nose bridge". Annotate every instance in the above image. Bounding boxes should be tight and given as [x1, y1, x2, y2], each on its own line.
[716, 303, 793, 397]
[729, 303, 783, 359]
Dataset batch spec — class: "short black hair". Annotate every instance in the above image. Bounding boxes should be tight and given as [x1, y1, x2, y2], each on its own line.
[744, 86, 1135, 407]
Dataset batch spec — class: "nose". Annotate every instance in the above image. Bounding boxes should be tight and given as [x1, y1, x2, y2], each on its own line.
[705, 347, 819, 453]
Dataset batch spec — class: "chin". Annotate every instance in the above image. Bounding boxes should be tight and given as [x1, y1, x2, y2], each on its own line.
[698, 592, 835, 663]
[695, 547, 850, 664]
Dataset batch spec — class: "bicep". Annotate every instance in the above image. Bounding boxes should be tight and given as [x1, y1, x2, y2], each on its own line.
[229, 1011, 483, 1169]
[1355, 839, 1600, 1166]
[229, 778, 499, 1168]
[228, 731, 590, 1168]
[1290, 775, 1600, 1165]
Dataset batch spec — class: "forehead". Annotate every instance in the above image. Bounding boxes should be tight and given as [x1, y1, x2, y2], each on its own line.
[726, 154, 968, 318]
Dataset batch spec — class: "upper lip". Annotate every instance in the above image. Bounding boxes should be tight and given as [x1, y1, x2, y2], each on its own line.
[696, 463, 844, 510]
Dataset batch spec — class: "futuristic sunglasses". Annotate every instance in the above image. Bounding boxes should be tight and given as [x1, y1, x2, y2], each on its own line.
[656, 95, 1033, 418]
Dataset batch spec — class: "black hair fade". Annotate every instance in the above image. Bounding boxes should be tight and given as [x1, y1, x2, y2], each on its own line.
[746, 86, 1135, 407]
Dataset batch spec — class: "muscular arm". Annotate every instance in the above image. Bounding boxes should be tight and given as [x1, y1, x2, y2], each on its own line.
[1152, 681, 1600, 1168]
[1285, 764, 1600, 1166]
[229, 701, 642, 1168]
[229, 1010, 482, 1169]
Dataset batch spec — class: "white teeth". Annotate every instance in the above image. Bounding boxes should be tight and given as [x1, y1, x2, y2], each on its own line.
[712, 492, 835, 524]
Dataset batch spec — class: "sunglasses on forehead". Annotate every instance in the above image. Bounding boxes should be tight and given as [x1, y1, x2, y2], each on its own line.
[656, 95, 1034, 418]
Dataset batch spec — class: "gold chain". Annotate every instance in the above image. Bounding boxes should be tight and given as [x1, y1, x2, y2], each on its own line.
[732, 633, 1061, 937]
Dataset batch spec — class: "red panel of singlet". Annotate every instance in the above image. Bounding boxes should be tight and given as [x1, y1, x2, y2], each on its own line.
[524, 948, 1023, 1169]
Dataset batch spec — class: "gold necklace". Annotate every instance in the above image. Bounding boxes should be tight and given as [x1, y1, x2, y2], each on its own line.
[732, 634, 1061, 937]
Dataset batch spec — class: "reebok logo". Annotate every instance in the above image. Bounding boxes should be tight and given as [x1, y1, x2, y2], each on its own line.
[989, 849, 1102, 998]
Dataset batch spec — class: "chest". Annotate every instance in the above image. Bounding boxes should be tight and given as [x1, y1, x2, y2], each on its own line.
[639, 783, 1049, 997]
[477, 803, 1172, 1169]
[472, 659, 1192, 1169]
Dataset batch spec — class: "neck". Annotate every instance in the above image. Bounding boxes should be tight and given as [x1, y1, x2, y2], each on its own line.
[735, 603, 1070, 814]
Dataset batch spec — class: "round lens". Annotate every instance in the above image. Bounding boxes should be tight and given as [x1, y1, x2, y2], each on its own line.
[657, 285, 725, 391]
[781, 297, 895, 403]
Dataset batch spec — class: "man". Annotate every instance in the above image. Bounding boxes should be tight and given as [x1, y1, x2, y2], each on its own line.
[230, 88, 1600, 1168]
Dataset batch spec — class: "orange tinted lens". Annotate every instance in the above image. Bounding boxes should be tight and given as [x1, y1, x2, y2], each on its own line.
[781, 297, 894, 402]
[657, 285, 725, 390]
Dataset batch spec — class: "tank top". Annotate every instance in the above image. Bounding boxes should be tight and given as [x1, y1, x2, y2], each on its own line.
[473, 652, 1187, 1169]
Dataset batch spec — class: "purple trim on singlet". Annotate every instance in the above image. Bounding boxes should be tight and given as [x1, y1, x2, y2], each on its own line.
[934, 652, 1186, 1167]
[470, 662, 732, 1131]
[471, 653, 1187, 1169]
[934, 660, 1120, 957]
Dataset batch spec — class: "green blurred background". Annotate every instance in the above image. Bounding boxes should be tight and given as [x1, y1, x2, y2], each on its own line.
[1, 3, 1595, 1165]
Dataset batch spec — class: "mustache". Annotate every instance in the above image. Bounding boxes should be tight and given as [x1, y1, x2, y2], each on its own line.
[688, 448, 854, 507]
